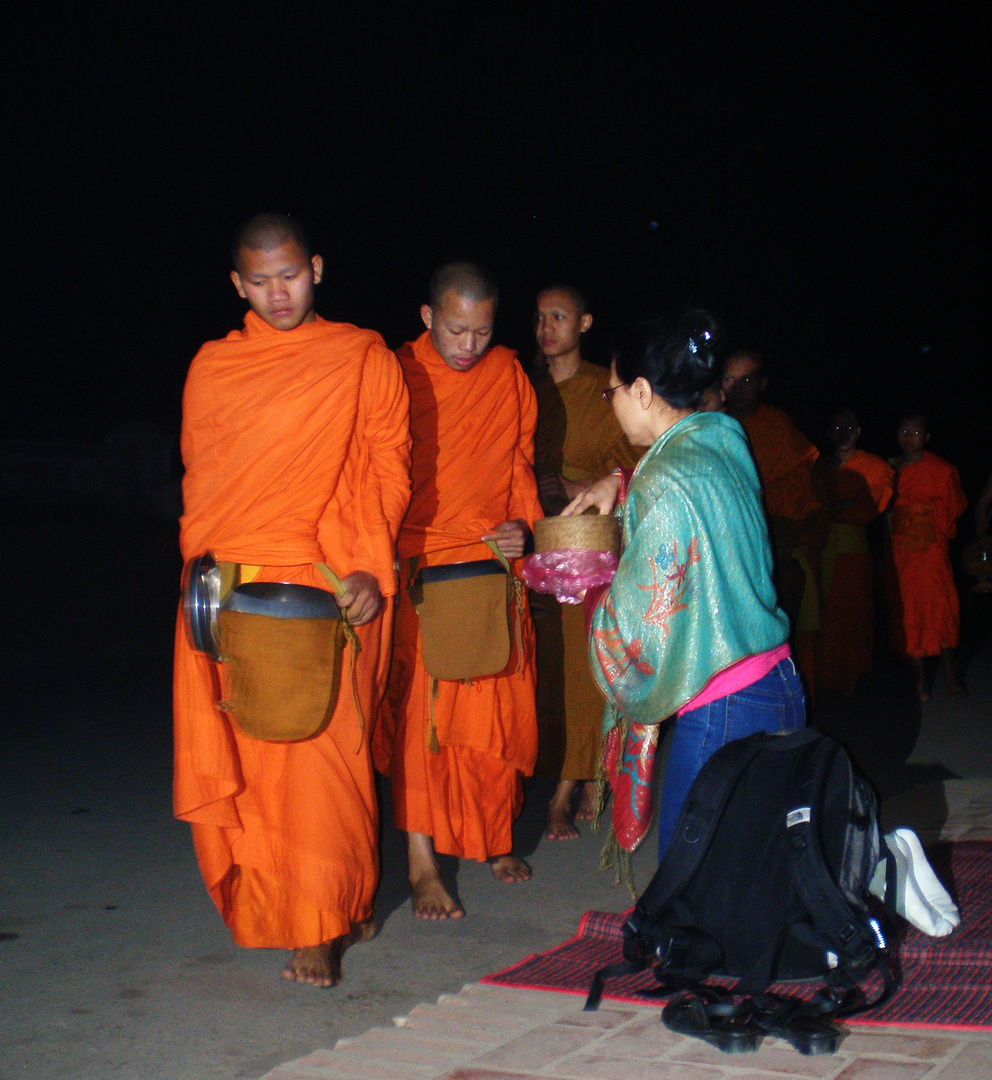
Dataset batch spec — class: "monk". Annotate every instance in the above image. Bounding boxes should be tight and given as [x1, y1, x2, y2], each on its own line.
[373, 262, 542, 919]
[813, 409, 894, 694]
[722, 351, 824, 683]
[697, 382, 725, 412]
[174, 213, 411, 987]
[886, 413, 967, 700]
[531, 284, 640, 839]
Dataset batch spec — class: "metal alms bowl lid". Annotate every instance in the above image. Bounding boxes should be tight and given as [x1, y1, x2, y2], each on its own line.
[181, 552, 222, 659]
[223, 581, 341, 619]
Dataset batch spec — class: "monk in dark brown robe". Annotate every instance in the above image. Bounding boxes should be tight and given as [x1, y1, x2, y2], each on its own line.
[530, 285, 640, 838]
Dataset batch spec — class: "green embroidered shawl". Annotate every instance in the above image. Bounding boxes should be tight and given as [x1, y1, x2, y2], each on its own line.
[589, 411, 788, 726]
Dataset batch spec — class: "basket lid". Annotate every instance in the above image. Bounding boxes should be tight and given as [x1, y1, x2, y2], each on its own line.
[534, 514, 621, 555]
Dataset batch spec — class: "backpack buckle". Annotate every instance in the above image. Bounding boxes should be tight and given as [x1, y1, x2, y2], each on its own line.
[665, 934, 692, 969]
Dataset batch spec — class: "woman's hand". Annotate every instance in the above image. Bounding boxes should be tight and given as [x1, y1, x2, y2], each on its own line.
[562, 473, 621, 517]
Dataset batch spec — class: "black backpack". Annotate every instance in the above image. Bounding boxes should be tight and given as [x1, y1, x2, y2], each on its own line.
[586, 728, 898, 1054]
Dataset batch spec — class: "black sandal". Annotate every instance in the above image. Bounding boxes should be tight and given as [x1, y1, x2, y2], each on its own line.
[751, 994, 843, 1056]
[662, 989, 762, 1053]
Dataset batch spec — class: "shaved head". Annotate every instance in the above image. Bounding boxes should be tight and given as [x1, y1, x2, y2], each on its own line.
[428, 262, 499, 310]
[537, 282, 587, 315]
[232, 213, 311, 272]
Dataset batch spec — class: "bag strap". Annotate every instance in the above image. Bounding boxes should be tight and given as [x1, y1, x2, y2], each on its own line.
[483, 538, 525, 676]
[314, 562, 366, 749]
[636, 733, 771, 925]
[585, 957, 646, 1011]
[783, 735, 884, 972]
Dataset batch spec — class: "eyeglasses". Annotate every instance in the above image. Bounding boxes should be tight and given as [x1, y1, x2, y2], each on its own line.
[602, 383, 627, 401]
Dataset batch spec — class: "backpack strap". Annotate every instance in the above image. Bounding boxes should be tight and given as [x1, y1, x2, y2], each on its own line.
[607, 733, 774, 1005]
[589, 738, 774, 1011]
[584, 957, 646, 1011]
[783, 735, 886, 972]
[636, 732, 773, 925]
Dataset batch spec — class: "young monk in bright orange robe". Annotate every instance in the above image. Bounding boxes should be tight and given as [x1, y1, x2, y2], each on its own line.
[530, 285, 641, 839]
[174, 214, 411, 986]
[722, 351, 824, 684]
[814, 410, 894, 695]
[373, 263, 542, 919]
[886, 414, 967, 700]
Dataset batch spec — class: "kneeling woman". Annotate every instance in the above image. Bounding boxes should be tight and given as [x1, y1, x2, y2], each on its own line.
[565, 312, 805, 859]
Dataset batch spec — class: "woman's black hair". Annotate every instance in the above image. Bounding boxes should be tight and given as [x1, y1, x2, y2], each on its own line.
[613, 309, 720, 409]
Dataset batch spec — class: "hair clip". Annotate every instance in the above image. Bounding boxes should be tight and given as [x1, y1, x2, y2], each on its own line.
[687, 338, 698, 354]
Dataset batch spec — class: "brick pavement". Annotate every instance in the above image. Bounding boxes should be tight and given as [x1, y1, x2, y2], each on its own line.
[259, 982, 992, 1080]
[259, 776, 992, 1080]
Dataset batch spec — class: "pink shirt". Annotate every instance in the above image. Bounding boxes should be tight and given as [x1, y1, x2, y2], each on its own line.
[677, 643, 792, 716]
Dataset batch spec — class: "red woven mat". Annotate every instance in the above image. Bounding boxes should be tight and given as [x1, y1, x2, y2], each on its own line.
[483, 841, 992, 1029]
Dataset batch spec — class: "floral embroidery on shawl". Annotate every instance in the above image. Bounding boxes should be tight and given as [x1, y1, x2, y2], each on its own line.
[637, 537, 700, 636]
[591, 593, 655, 691]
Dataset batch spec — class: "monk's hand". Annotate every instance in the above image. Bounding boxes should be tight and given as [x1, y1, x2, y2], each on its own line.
[562, 473, 621, 517]
[562, 477, 593, 501]
[336, 571, 383, 626]
[482, 519, 529, 560]
[538, 472, 568, 508]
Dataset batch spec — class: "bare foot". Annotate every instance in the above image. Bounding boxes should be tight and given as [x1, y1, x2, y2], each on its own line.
[411, 873, 465, 919]
[281, 920, 376, 988]
[545, 806, 579, 840]
[407, 831, 464, 919]
[575, 780, 599, 821]
[490, 854, 532, 883]
[545, 779, 579, 840]
[947, 679, 968, 700]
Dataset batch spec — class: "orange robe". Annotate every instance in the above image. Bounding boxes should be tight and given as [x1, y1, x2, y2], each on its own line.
[532, 361, 641, 780]
[373, 332, 541, 861]
[887, 451, 967, 658]
[817, 450, 894, 694]
[739, 402, 823, 683]
[738, 401, 821, 524]
[174, 310, 411, 949]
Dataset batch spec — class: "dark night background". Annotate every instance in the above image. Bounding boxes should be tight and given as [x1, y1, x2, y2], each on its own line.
[1, 11, 989, 1073]
[3, 3, 989, 491]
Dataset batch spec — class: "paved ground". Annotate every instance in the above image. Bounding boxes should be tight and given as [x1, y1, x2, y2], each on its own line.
[266, 985, 992, 1080]
[2, 505, 991, 1079]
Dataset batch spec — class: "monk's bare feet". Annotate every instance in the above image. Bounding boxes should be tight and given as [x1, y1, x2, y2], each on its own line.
[411, 873, 465, 919]
[407, 831, 464, 919]
[282, 920, 375, 988]
[575, 780, 599, 821]
[490, 854, 532, 883]
[546, 779, 579, 840]
[545, 807, 579, 840]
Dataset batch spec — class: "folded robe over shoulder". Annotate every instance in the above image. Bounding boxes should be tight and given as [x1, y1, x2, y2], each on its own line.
[373, 332, 541, 862]
[174, 310, 411, 948]
[739, 401, 821, 523]
[887, 451, 967, 658]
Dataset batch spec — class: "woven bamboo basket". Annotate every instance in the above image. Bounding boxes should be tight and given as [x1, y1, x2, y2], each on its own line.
[534, 514, 621, 555]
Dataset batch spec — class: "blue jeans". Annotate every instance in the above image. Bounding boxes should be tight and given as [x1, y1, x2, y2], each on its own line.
[656, 658, 806, 860]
